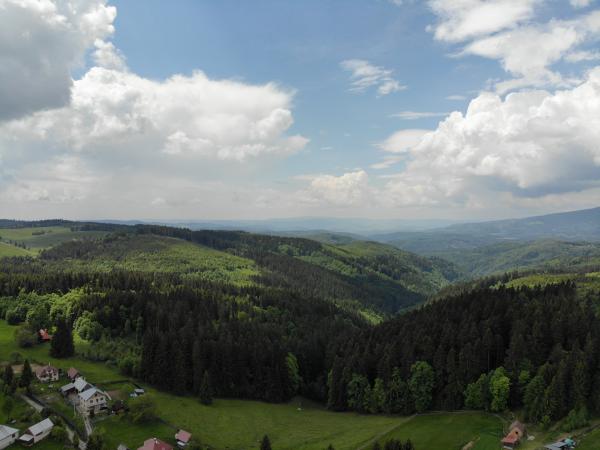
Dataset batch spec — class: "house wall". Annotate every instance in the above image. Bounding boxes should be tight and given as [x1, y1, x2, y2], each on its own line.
[33, 427, 52, 443]
[0, 433, 18, 450]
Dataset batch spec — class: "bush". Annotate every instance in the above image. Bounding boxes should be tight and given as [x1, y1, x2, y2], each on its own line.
[128, 395, 156, 424]
[14, 325, 37, 348]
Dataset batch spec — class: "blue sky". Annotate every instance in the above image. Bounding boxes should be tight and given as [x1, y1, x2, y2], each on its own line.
[1, 0, 600, 221]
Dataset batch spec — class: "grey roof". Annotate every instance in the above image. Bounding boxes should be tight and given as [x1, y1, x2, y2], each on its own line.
[28, 418, 53, 435]
[60, 382, 75, 392]
[79, 387, 106, 401]
[0, 424, 19, 439]
[74, 378, 92, 393]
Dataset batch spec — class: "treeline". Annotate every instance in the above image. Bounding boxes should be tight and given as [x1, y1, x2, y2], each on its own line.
[0, 265, 365, 402]
[327, 282, 600, 423]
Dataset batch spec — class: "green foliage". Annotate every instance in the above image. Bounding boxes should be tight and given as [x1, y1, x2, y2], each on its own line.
[563, 406, 589, 431]
[286, 353, 302, 395]
[524, 373, 546, 422]
[464, 373, 488, 410]
[347, 374, 371, 413]
[1, 396, 14, 419]
[14, 324, 37, 348]
[87, 432, 108, 450]
[51, 425, 68, 443]
[19, 359, 33, 388]
[128, 395, 157, 424]
[50, 319, 74, 358]
[489, 367, 510, 412]
[409, 362, 434, 413]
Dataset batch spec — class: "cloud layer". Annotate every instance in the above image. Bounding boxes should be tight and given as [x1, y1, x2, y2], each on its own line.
[0, 0, 308, 215]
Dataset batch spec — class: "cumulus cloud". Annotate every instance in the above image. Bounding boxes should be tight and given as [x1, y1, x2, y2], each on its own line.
[0, 0, 308, 216]
[380, 68, 600, 206]
[463, 12, 600, 92]
[428, 1, 600, 92]
[0, 0, 116, 120]
[379, 129, 431, 153]
[2, 67, 307, 162]
[340, 59, 406, 96]
[300, 170, 371, 206]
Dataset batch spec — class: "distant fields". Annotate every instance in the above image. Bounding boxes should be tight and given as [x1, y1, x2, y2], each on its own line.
[0, 225, 107, 252]
[0, 240, 33, 257]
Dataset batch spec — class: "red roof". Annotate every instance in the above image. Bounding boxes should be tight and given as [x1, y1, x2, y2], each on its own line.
[39, 329, 52, 341]
[502, 430, 520, 445]
[138, 438, 173, 450]
[175, 430, 192, 443]
[35, 364, 58, 376]
[67, 367, 80, 379]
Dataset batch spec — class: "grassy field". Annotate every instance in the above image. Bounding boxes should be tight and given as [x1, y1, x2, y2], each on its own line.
[579, 427, 600, 450]
[0, 241, 33, 257]
[0, 226, 107, 252]
[372, 412, 502, 450]
[2, 318, 599, 450]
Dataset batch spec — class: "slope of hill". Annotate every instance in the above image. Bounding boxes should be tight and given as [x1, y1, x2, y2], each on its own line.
[375, 207, 600, 255]
[431, 240, 600, 277]
[1, 222, 461, 315]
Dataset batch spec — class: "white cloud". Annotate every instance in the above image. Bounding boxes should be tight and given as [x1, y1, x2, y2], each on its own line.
[463, 12, 600, 92]
[340, 59, 406, 96]
[428, 1, 600, 92]
[301, 170, 371, 206]
[427, 0, 540, 43]
[391, 111, 449, 120]
[380, 68, 600, 206]
[92, 39, 127, 70]
[0, 0, 116, 121]
[565, 49, 600, 62]
[379, 129, 431, 153]
[0, 0, 309, 217]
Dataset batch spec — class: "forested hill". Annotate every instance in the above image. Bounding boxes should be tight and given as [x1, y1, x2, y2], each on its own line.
[0, 221, 461, 315]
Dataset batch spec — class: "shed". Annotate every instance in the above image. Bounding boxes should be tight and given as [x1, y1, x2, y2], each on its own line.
[175, 429, 192, 447]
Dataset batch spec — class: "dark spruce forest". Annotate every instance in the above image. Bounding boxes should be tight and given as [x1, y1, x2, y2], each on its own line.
[1, 211, 600, 449]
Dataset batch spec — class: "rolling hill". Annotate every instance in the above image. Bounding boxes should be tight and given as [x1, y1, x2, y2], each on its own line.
[1, 221, 461, 316]
[375, 207, 600, 253]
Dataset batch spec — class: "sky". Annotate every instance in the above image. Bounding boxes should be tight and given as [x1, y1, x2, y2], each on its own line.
[1, 0, 600, 221]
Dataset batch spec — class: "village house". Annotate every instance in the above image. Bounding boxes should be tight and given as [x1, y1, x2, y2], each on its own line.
[18, 418, 53, 446]
[67, 367, 81, 381]
[0, 425, 19, 450]
[74, 377, 92, 393]
[35, 364, 59, 383]
[175, 430, 192, 448]
[38, 329, 51, 342]
[138, 438, 173, 450]
[501, 420, 526, 449]
[77, 387, 109, 415]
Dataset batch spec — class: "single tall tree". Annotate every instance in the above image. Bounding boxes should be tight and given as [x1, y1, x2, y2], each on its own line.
[50, 319, 74, 358]
[20, 359, 33, 389]
[2, 365, 14, 386]
[199, 371, 213, 405]
[260, 435, 272, 450]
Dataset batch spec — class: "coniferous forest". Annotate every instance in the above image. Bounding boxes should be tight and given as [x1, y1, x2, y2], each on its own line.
[0, 221, 599, 432]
